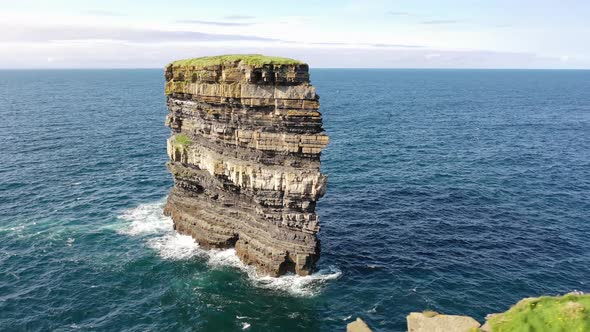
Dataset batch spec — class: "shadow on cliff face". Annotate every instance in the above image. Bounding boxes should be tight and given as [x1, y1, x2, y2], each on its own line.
[279, 255, 297, 275]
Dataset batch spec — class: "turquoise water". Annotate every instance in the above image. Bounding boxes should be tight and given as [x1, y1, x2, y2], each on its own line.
[1, 69, 589, 331]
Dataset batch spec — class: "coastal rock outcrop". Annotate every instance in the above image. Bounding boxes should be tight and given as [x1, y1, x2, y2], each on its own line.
[162, 55, 328, 276]
[407, 312, 480, 332]
[407, 292, 590, 331]
[347, 318, 372, 332]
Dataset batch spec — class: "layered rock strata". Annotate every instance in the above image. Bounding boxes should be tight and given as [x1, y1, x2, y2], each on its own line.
[163, 55, 328, 276]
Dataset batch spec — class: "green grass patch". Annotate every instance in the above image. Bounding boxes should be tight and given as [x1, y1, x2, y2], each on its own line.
[169, 54, 303, 68]
[174, 133, 191, 147]
[488, 293, 590, 332]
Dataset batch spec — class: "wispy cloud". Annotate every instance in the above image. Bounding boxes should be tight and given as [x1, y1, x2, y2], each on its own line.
[83, 10, 125, 17]
[1, 24, 275, 43]
[386, 11, 411, 16]
[223, 15, 255, 20]
[421, 19, 462, 25]
[305, 41, 349, 46]
[1, 38, 587, 69]
[175, 19, 254, 27]
[281, 41, 424, 48]
[424, 53, 441, 59]
[370, 43, 423, 48]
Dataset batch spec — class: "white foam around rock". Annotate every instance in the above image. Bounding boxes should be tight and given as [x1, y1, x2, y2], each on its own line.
[118, 200, 342, 297]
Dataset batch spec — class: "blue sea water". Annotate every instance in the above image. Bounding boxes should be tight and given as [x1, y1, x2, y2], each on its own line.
[1, 69, 589, 331]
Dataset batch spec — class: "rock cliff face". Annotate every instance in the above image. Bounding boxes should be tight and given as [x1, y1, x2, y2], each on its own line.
[162, 55, 328, 276]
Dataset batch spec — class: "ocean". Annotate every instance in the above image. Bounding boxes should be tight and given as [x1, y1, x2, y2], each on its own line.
[1, 69, 589, 331]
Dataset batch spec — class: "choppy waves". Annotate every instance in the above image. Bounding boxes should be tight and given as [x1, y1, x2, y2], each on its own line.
[117, 200, 341, 296]
[3, 69, 590, 331]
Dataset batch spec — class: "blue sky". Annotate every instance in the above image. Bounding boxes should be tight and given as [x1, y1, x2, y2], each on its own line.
[1, 0, 589, 68]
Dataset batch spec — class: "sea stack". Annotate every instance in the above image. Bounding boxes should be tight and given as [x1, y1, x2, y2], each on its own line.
[163, 55, 328, 276]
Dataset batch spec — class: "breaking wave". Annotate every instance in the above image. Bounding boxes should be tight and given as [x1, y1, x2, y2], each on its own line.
[117, 200, 341, 296]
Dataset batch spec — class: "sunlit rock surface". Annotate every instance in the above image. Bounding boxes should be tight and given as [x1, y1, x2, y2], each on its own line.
[407, 312, 481, 332]
[347, 318, 372, 332]
[163, 55, 328, 276]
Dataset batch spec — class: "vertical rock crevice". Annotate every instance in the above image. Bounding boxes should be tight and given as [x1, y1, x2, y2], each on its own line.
[162, 55, 328, 276]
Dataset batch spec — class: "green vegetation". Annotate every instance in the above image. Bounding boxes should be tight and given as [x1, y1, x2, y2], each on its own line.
[174, 133, 191, 147]
[169, 54, 303, 68]
[488, 293, 590, 332]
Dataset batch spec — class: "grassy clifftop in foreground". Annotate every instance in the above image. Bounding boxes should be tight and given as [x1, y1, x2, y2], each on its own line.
[168, 54, 304, 68]
[406, 293, 590, 332]
[487, 293, 590, 332]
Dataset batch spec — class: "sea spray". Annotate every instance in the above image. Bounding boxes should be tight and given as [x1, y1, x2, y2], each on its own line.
[118, 200, 341, 296]
[118, 201, 172, 236]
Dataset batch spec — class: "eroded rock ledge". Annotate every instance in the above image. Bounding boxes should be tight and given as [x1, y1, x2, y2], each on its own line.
[162, 54, 328, 276]
[344, 292, 589, 331]
[407, 292, 589, 332]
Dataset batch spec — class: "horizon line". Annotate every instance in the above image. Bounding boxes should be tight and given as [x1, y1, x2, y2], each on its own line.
[1, 67, 590, 71]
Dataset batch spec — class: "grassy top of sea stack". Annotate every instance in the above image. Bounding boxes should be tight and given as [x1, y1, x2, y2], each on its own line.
[487, 293, 590, 331]
[168, 54, 304, 68]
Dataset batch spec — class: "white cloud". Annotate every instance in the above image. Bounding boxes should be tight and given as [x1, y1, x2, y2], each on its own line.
[0, 7, 589, 69]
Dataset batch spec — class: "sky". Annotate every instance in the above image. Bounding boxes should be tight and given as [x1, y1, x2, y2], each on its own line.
[1, 0, 589, 69]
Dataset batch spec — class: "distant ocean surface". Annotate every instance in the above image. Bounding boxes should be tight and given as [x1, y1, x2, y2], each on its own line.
[1, 69, 589, 331]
